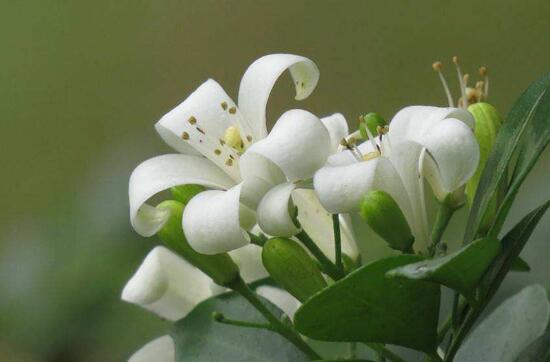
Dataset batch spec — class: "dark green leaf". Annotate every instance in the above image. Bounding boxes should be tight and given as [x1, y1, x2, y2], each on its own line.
[510, 256, 531, 272]
[386, 238, 500, 301]
[455, 285, 550, 362]
[481, 200, 550, 296]
[465, 73, 550, 242]
[171, 292, 309, 362]
[294, 255, 440, 353]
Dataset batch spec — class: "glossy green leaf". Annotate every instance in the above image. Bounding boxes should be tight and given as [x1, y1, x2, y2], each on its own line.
[455, 285, 550, 362]
[510, 256, 531, 272]
[387, 238, 500, 300]
[171, 292, 309, 362]
[465, 73, 550, 242]
[294, 255, 440, 353]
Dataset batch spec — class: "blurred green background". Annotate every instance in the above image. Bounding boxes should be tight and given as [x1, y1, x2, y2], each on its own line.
[1, 1, 549, 361]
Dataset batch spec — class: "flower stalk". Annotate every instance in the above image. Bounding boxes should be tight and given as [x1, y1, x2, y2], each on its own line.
[296, 230, 345, 280]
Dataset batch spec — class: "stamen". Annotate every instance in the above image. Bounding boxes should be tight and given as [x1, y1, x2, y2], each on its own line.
[362, 150, 380, 162]
[479, 66, 489, 99]
[340, 138, 363, 162]
[432, 61, 455, 107]
[364, 126, 378, 153]
[453, 56, 468, 109]
[223, 126, 244, 152]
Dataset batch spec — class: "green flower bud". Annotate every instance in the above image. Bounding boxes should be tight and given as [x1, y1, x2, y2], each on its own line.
[466, 103, 502, 232]
[360, 190, 414, 253]
[156, 200, 239, 285]
[170, 184, 205, 204]
[359, 112, 387, 139]
[262, 237, 327, 302]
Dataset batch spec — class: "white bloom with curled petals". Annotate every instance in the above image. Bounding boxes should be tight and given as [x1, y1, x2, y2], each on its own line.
[314, 106, 479, 246]
[129, 54, 330, 256]
[129, 335, 174, 362]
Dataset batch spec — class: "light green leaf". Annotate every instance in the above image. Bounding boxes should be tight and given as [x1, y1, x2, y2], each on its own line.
[465, 73, 550, 242]
[510, 256, 531, 272]
[455, 285, 550, 362]
[294, 255, 440, 353]
[386, 238, 500, 300]
[171, 292, 309, 362]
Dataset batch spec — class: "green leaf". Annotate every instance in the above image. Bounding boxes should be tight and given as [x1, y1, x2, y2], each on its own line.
[171, 292, 309, 362]
[455, 285, 550, 362]
[294, 255, 440, 353]
[480, 200, 550, 297]
[465, 73, 550, 242]
[510, 256, 531, 272]
[386, 238, 500, 301]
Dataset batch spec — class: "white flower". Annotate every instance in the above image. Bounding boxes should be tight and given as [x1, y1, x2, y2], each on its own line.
[122, 245, 266, 321]
[128, 335, 174, 362]
[314, 106, 479, 245]
[129, 54, 356, 259]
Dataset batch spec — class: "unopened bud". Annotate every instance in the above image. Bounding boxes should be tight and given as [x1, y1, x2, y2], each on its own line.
[156, 200, 239, 285]
[360, 190, 414, 252]
[466, 103, 502, 232]
[359, 113, 387, 139]
[262, 237, 327, 302]
[170, 184, 204, 204]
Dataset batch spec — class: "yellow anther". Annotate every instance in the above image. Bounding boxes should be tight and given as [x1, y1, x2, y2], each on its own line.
[362, 151, 381, 162]
[223, 126, 244, 152]
[432, 61, 443, 72]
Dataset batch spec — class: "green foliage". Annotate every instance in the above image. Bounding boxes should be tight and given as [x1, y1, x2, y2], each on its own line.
[465, 73, 550, 242]
[294, 255, 440, 353]
[171, 292, 309, 362]
[360, 190, 414, 253]
[156, 200, 239, 285]
[387, 238, 500, 301]
[510, 256, 531, 272]
[262, 237, 327, 302]
[455, 285, 550, 362]
[170, 184, 205, 204]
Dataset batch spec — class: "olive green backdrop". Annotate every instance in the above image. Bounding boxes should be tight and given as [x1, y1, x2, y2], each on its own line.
[1, 1, 549, 361]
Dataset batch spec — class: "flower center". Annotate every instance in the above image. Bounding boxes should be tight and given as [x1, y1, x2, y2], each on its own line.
[223, 125, 245, 153]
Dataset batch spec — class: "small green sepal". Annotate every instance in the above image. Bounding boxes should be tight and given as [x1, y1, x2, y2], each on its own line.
[262, 237, 327, 302]
[360, 190, 414, 253]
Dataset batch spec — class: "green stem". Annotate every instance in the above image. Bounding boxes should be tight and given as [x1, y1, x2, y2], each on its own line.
[228, 277, 321, 360]
[296, 230, 345, 280]
[366, 343, 405, 362]
[212, 312, 274, 330]
[332, 214, 343, 273]
[428, 201, 456, 257]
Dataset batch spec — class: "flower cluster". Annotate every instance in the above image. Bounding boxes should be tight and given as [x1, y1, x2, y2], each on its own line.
[122, 54, 482, 360]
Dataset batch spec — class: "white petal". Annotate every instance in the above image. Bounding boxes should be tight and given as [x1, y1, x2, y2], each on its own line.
[321, 113, 349, 153]
[313, 157, 412, 220]
[389, 106, 474, 146]
[388, 141, 430, 244]
[121, 246, 212, 321]
[256, 285, 301, 320]
[129, 154, 235, 237]
[155, 79, 246, 181]
[129, 335, 175, 362]
[238, 54, 320, 140]
[237, 151, 286, 186]
[183, 183, 257, 254]
[241, 109, 331, 181]
[257, 182, 301, 237]
[293, 189, 359, 261]
[420, 118, 480, 198]
[229, 244, 268, 283]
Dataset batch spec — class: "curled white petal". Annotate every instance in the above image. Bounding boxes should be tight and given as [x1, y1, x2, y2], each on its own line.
[183, 184, 253, 254]
[242, 109, 331, 181]
[129, 335, 175, 362]
[229, 244, 268, 283]
[293, 189, 359, 261]
[257, 182, 301, 237]
[155, 79, 245, 181]
[321, 113, 349, 153]
[256, 285, 301, 320]
[313, 157, 412, 219]
[121, 246, 212, 321]
[238, 54, 320, 139]
[420, 118, 480, 199]
[129, 154, 235, 237]
[389, 106, 474, 146]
